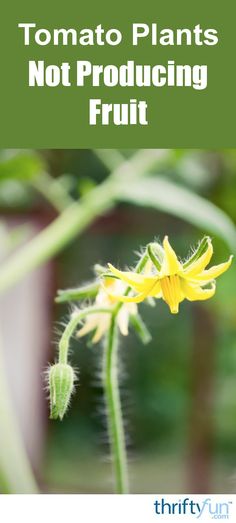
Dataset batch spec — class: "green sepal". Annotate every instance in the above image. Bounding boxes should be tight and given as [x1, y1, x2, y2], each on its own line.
[183, 236, 210, 269]
[130, 313, 152, 345]
[55, 282, 99, 303]
[101, 273, 120, 280]
[147, 243, 162, 271]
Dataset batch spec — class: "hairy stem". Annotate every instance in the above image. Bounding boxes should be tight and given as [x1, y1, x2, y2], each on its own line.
[0, 333, 38, 493]
[101, 250, 150, 494]
[103, 314, 128, 494]
[58, 307, 112, 365]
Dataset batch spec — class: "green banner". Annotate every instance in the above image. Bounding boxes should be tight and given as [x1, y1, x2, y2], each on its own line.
[1, 0, 235, 147]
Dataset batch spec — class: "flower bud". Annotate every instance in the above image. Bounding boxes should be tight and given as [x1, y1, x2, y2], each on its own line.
[48, 363, 75, 420]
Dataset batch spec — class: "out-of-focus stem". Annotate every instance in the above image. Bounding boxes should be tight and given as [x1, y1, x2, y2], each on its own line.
[0, 150, 162, 295]
[95, 148, 170, 182]
[32, 171, 74, 212]
[0, 180, 115, 294]
[0, 333, 38, 493]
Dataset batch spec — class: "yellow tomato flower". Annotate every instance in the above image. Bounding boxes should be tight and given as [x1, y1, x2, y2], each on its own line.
[107, 236, 233, 314]
[77, 278, 137, 343]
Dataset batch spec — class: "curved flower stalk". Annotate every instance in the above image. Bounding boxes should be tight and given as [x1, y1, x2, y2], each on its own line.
[46, 305, 112, 421]
[107, 236, 233, 314]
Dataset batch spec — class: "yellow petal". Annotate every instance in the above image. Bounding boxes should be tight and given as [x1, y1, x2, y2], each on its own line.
[144, 279, 161, 297]
[107, 263, 145, 291]
[183, 238, 213, 277]
[181, 280, 216, 301]
[189, 255, 233, 283]
[161, 236, 182, 276]
[107, 290, 149, 303]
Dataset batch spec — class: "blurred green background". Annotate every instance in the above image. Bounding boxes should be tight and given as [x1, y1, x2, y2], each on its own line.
[0, 149, 236, 494]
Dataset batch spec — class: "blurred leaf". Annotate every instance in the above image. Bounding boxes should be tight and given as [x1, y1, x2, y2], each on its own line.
[175, 152, 212, 190]
[58, 174, 75, 193]
[0, 180, 31, 207]
[117, 176, 236, 251]
[0, 152, 44, 182]
[77, 177, 96, 197]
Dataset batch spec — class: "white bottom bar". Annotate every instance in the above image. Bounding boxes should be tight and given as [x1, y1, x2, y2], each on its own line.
[0, 494, 235, 522]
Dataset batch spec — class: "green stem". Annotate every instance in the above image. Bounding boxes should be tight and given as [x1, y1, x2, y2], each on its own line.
[58, 307, 112, 365]
[103, 314, 128, 494]
[102, 250, 149, 494]
[0, 333, 38, 493]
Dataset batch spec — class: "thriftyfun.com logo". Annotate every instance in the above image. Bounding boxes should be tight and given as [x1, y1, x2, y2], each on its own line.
[154, 497, 232, 519]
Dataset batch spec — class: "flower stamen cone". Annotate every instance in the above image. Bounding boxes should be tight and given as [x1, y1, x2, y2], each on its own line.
[106, 236, 233, 314]
[160, 274, 182, 314]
